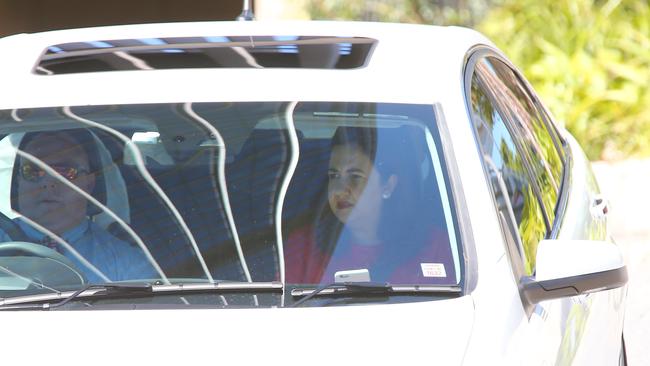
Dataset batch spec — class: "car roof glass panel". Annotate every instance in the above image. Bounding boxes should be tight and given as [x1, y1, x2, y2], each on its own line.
[35, 36, 378, 75]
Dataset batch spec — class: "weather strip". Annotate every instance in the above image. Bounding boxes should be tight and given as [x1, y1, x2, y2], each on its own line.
[10, 110, 22, 122]
[34, 66, 53, 75]
[276, 101, 300, 288]
[61, 107, 210, 283]
[424, 128, 461, 282]
[231, 47, 263, 68]
[181, 103, 253, 284]
[113, 51, 154, 70]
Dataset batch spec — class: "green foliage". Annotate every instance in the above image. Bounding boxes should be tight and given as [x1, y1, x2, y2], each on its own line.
[479, 0, 650, 160]
[305, 0, 650, 160]
[306, 0, 489, 26]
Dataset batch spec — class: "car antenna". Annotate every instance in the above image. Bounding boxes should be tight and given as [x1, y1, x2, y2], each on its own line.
[237, 0, 255, 21]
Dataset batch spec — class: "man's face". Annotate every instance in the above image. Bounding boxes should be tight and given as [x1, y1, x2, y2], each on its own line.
[16, 133, 96, 235]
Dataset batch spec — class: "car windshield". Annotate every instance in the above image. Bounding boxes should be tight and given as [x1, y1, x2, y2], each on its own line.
[0, 102, 462, 305]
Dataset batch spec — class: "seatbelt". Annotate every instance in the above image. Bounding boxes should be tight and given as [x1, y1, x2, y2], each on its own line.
[0, 214, 29, 242]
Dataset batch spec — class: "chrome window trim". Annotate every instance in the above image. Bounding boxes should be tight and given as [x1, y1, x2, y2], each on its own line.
[474, 51, 571, 241]
[432, 103, 477, 293]
[462, 46, 527, 281]
[471, 55, 553, 232]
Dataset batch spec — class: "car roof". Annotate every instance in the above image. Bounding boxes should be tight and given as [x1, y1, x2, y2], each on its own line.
[0, 21, 496, 109]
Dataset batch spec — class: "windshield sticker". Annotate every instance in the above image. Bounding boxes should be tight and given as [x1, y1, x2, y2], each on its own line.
[420, 263, 447, 278]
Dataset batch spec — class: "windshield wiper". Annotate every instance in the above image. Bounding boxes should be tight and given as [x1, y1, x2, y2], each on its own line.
[290, 282, 461, 307]
[150, 281, 283, 294]
[0, 281, 284, 310]
[0, 282, 152, 311]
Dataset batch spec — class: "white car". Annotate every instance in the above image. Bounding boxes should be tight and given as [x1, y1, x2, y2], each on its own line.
[0, 20, 627, 365]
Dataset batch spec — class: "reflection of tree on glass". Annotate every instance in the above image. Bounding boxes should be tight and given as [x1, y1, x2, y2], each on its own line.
[285, 126, 456, 285]
[471, 64, 549, 275]
[478, 57, 561, 224]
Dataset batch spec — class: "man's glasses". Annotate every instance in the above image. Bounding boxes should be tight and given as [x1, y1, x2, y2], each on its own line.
[19, 162, 89, 182]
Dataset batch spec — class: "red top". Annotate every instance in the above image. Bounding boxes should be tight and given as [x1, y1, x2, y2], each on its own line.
[284, 225, 457, 285]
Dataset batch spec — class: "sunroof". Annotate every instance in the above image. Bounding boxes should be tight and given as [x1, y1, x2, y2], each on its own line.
[34, 36, 377, 75]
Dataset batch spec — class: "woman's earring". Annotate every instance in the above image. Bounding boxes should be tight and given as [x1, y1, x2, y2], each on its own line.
[382, 191, 391, 199]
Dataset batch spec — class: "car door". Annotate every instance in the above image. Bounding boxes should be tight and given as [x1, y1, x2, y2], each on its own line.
[464, 48, 606, 365]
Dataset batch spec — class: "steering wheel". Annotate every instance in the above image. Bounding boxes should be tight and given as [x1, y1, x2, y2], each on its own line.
[0, 241, 87, 284]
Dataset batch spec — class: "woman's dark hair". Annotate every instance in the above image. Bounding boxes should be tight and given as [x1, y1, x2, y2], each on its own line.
[10, 129, 106, 216]
[329, 126, 400, 182]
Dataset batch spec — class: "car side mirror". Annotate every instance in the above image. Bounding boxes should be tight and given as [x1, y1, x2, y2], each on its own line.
[520, 239, 627, 305]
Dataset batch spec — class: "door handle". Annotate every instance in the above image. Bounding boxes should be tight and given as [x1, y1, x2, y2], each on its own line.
[591, 194, 609, 218]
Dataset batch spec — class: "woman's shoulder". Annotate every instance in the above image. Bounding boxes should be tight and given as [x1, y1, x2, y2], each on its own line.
[287, 225, 315, 239]
[284, 224, 325, 283]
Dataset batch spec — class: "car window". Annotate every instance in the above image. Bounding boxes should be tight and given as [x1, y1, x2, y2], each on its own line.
[0, 102, 462, 304]
[478, 57, 564, 225]
[468, 62, 547, 275]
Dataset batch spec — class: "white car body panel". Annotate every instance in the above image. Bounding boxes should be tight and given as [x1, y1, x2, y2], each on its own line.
[0, 20, 626, 365]
[5, 295, 475, 365]
[0, 21, 490, 109]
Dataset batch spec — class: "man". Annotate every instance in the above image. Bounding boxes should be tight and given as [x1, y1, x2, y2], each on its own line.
[0, 129, 156, 283]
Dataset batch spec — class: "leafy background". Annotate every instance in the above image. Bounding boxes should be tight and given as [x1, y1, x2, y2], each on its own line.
[303, 0, 650, 161]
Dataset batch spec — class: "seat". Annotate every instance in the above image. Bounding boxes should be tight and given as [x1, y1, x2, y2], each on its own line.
[226, 129, 331, 281]
[120, 140, 248, 281]
[226, 128, 293, 281]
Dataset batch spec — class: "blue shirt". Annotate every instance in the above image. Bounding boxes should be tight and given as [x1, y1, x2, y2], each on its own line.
[0, 219, 157, 283]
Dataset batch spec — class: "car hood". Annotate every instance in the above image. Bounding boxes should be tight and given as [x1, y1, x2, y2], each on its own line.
[3, 295, 474, 364]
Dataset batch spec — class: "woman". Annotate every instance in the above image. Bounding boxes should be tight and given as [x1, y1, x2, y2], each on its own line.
[285, 126, 456, 285]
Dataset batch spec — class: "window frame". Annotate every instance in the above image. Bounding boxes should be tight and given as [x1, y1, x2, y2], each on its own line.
[479, 56, 566, 220]
[0, 101, 472, 302]
[462, 46, 570, 280]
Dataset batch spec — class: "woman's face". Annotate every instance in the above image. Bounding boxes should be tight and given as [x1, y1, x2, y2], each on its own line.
[327, 145, 386, 228]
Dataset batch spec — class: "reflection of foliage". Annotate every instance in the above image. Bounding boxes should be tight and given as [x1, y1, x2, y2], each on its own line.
[529, 118, 562, 221]
[519, 184, 545, 274]
[481, 57, 561, 223]
[473, 72, 546, 275]
[500, 137, 544, 275]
